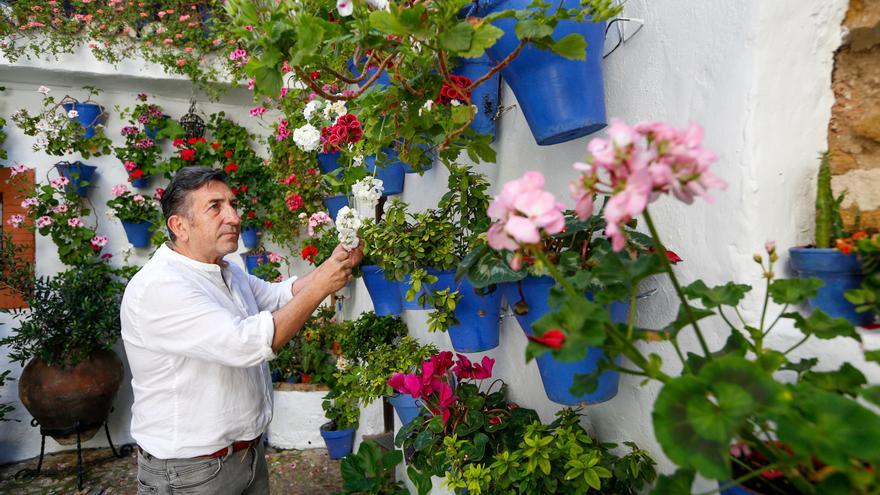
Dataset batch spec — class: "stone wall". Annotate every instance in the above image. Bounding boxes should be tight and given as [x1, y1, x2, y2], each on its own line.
[830, 0, 880, 230]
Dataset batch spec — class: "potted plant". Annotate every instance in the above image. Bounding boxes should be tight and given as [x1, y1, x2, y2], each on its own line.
[54, 160, 98, 198]
[338, 440, 409, 495]
[114, 94, 180, 187]
[483, 119, 880, 493]
[0, 261, 135, 444]
[106, 184, 162, 248]
[8, 167, 108, 266]
[789, 153, 875, 326]
[11, 86, 112, 158]
[320, 393, 360, 460]
[842, 232, 880, 326]
[390, 352, 657, 494]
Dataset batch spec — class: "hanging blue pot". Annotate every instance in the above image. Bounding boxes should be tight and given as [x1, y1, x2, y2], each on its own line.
[241, 226, 261, 249]
[363, 152, 405, 196]
[432, 275, 503, 352]
[387, 393, 424, 426]
[789, 247, 874, 326]
[61, 102, 104, 139]
[323, 195, 349, 221]
[401, 269, 455, 310]
[144, 115, 170, 140]
[481, 0, 606, 145]
[347, 57, 391, 89]
[452, 55, 500, 141]
[718, 482, 758, 495]
[320, 423, 356, 459]
[361, 265, 402, 316]
[501, 276, 624, 405]
[130, 175, 149, 188]
[317, 151, 342, 174]
[242, 253, 269, 275]
[55, 161, 97, 197]
[121, 220, 152, 248]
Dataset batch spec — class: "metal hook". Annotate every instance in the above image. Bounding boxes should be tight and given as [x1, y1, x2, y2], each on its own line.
[603, 17, 645, 59]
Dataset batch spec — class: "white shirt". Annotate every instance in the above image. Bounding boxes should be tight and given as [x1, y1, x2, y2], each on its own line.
[121, 243, 296, 459]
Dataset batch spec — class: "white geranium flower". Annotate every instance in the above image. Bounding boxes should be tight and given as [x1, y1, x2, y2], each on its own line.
[419, 99, 433, 116]
[303, 99, 321, 120]
[292, 123, 321, 153]
[67, 109, 79, 118]
[450, 100, 461, 107]
[336, 0, 353, 17]
[335, 206, 362, 250]
[323, 100, 347, 120]
[37, 86, 51, 95]
[352, 176, 384, 212]
[336, 356, 350, 371]
[352, 155, 364, 167]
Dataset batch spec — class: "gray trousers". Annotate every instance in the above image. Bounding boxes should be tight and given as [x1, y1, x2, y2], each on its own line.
[136, 440, 269, 495]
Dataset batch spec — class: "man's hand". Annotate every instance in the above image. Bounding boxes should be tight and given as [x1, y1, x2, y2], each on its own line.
[314, 245, 353, 295]
[349, 239, 365, 268]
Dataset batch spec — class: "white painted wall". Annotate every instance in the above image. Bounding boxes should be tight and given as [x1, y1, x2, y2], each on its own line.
[2, 1, 877, 493]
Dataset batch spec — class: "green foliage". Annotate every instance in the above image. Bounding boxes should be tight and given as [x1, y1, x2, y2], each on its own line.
[0, 263, 133, 368]
[338, 441, 408, 495]
[336, 312, 407, 363]
[106, 189, 162, 225]
[845, 232, 880, 317]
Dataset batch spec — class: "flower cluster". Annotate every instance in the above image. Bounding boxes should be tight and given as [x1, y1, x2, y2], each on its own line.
[437, 75, 472, 105]
[292, 123, 321, 152]
[387, 351, 495, 424]
[320, 114, 363, 153]
[351, 176, 384, 211]
[335, 206, 362, 250]
[572, 119, 726, 250]
[487, 171, 565, 269]
[307, 211, 333, 238]
[836, 230, 868, 255]
[106, 184, 161, 224]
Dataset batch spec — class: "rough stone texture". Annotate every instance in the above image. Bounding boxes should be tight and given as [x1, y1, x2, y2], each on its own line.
[829, 0, 880, 229]
[0, 446, 342, 494]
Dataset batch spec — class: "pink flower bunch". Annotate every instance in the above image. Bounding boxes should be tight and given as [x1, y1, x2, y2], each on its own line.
[67, 217, 85, 228]
[36, 216, 53, 228]
[229, 48, 247, 61]
[50, 176, 70, 191]
[123, 161, 137, 172]
[249, 106, 267, 117]
[267, 252, 282, 263]
[307, 211, 333, 237]
[320, 114, 363, 153]
[90, 235, 109, 251]
[572, 119, 726, 250]
[10, 164, 29, 177]
[486, 171, 565, 269]
[112, 184, 129, 197]
[451, 354, 494, 380]
[121, 126, 140, 136]
[20, 197, 39, 209]
[51, 204, 68, 214]
[276, 120, 291, 141]
[7, 214, 25, 229]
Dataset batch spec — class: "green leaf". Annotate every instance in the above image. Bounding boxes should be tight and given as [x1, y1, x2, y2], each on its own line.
[786, 310, 860, 341]
[683, 280, 751, 308]
[663, 304, 716, 337]
[515, 20, 554, 40]
[370, 10, 408, 36]
[439, 22, 474, 52]
[550, 33, 587, 60]
[460, 24, 504, 58]
[252, 65, 282, 99]
[861, 385, 880, 407]
[769, 277, 824, 305]
[802, 363, 866, 396]
[408, 466, 433, 495]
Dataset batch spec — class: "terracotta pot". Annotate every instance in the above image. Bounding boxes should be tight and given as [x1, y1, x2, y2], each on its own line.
[19, 349, 124, 445]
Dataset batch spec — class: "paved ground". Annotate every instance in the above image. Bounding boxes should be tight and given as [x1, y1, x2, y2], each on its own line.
[0, 445, 342, 494]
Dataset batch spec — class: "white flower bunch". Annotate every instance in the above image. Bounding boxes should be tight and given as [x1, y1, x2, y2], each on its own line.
[352, 176, 384, 212]
[292, 123, 321, 152]
[303, 99, 321, 120]
[323, 100, 347, 121]
[335, 206, 362, 251]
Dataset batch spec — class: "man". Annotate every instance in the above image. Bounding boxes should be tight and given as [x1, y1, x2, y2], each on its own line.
[121, 167, 362, 494]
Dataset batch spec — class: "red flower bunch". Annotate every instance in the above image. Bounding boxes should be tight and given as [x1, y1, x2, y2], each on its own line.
[320, 114, 363, 153]
[437, 75, 472, 105]
[301, 244, 318, 262]
[129, 168, 145, 179]
[527, 329, 566, 349]
[387, 351, 496, 424]
[836, 231, 868, 255]
[285, 193, 304, 212]
[180, 148, 196, 161]
[225, 162, 238, 174]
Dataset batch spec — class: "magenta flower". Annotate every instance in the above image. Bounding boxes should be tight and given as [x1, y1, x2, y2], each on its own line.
[249, 106, 267, 117]
[90, 235, 109, 249]
[431, 383, 458, 425]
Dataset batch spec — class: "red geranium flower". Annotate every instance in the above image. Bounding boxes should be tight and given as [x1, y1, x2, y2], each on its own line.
[172, 137, 185, 147]
[247, 211, 256, 218]
[301, 244, 318, 262]
[180, 148, 196, 161]
[437, 75, 472, 104]
[211, 142, 221, 149]
[129, 168, 144, 179]
[527, 329, 566, 350]
[187, 137, 198, 145]
[225, 162, 238, 173]
[224, 150, 234, 158]
[263, 220, 273, 228]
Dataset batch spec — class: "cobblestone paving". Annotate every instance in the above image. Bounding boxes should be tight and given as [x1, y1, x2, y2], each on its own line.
[0, 446, 342, 494]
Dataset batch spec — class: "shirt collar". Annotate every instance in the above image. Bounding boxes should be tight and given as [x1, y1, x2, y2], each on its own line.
[156, 243, 227, 274]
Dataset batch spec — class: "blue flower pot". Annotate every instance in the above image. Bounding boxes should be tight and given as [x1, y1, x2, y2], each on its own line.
[789, 247, 874, 326]
[718, 481, 758, 494]
[432, 275, 502, 352]
[130, 175, 149, 188]
[501, 276, 624, 405]
[241, 226, 261, 249]
[452, 55, 500, 141]
[347, 57, 391, 89]
[61, 102, 104, 139]
[364, 152, 405, 196]
[401, 268, 455, 310]
[388, 393, 424, 426]
[482, 0, 606, 145]
[121, 220, 152, 248]
[320, 424, 355, 460]
[317, 151, 342, 174]
[323, 195, 349, 221]
[55, 161, 97, 197]
[242, 253, 269, 275]
[361, 265, 402, 316]
[271, 369, 282, 382]
[144, 115, 169, 140]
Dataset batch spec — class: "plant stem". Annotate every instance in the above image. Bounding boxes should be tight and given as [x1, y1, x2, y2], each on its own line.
[627, 285, 637, 340]
[763, 305, 788, 337]
[642, 209, 712, 356]
[782, 334, 810, 356]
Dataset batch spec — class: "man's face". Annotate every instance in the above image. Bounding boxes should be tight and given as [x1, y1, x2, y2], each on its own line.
[180, 181, 241, 261]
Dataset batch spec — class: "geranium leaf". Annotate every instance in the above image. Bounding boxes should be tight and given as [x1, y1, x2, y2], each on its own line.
[550, 33, 587, 60]
[683, 280, 751, 308]
[769, 277, 824, 305]
[785, 310, 860, 341]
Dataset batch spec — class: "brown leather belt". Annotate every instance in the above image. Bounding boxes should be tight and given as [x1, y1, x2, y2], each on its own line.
[138, 434, 262, 460]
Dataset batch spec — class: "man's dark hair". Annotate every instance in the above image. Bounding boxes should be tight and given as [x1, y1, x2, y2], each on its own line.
[160, 167, 227, 241]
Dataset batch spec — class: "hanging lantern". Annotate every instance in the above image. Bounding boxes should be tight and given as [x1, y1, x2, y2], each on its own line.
[179, 98, 205, 139]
